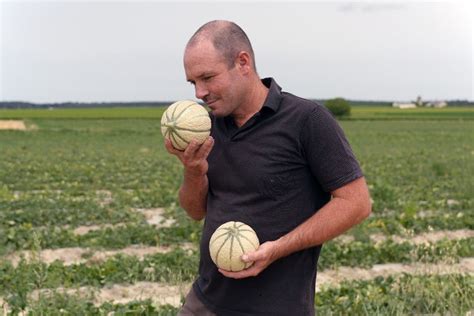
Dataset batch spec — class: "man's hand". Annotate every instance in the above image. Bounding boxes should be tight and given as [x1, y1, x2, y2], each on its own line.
[165, 136, 214, 221]
[165, 136, 214, 176]
[220, 177, 371, 278]
[218, 241, 280, 279]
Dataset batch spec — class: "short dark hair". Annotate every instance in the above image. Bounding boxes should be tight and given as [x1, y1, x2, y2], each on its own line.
[187, 20, 256, 71]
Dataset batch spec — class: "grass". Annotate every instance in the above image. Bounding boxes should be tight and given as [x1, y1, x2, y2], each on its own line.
[0, 249, 199, 296]
[315, 274, 474, 315]
[349, 106, 474, 120]
[0, 237, 471, 298]
[0, 107, 166, 119]
[1, 105, 473, 120]
[0, 106, 472, 313]
[5, 274, 472, 315]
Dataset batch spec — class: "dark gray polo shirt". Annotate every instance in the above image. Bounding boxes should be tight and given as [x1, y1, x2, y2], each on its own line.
[193, 78, 363, 315]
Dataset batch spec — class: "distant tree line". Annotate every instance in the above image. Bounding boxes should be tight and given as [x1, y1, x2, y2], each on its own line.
[315, 99, 474, 107]
[439, 100, 474, 107]
[1, 99, 473, 109]
[313, 100, 414, 107]
[0, 101, 172, 109]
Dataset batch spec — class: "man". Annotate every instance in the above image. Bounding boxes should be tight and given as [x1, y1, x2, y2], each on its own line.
[165, 20, 371, 316]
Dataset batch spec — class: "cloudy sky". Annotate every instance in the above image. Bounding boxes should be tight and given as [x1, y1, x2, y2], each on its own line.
[1, 0, 472, 103]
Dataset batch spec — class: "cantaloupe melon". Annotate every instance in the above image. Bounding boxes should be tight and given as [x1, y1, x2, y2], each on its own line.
[161, 100, 211, 150]
[209, 221, 260, 272]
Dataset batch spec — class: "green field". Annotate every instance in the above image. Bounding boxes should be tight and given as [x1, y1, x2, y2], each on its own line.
[0, 107, 165, 119]
[1, 105, 473, 120]
[0, 107, 473, 314]
[350, 106, 474, 120]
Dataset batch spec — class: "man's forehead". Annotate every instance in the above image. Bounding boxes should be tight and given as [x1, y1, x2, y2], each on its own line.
[184, 43, 227, 69]
[185, 40, 216, 59]
[184, 60, 224, 81]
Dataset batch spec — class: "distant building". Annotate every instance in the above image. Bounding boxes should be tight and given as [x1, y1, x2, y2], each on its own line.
[392, 102, 417, 109]
[433, 101, 447, 108]
[425, 101, 448, 108]
[394, 96, 448, 109]
[415, 96, 423, 107]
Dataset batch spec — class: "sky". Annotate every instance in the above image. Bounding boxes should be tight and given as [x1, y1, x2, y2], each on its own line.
[0, 0, 473, 103]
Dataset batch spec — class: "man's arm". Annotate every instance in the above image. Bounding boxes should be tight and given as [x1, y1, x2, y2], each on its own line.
[179, 170, 208, 221]
[165, 137, 214, 221]
[219, 176, 371, 278]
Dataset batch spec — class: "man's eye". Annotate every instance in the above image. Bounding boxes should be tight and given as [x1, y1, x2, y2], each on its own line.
[203, 76, 213, 81]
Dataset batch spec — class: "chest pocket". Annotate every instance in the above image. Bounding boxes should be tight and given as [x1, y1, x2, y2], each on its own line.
[260, 172, 298, 200]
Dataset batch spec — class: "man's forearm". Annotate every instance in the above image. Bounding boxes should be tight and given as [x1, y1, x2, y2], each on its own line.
[219, 178, 371, 280]
[179, 171, 209, 221]
[274, 178, 371, 259]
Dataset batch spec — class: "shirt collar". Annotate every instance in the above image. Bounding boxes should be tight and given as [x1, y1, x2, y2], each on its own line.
[260, 77, 283, 113]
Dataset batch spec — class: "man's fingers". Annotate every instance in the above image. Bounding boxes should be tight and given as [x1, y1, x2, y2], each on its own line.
[218, 266, 259, 279]
[164, 139, 183, 156]
[242, 247, 267, 263]
[183, 140, 201, 159]
[165, 137, 213, 172]
[183, 137, 214, 160]
[196, 136, 215, 159]
[241, 253, 253, 263]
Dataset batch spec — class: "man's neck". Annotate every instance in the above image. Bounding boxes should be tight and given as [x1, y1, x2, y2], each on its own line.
[233, 79, 269, 127]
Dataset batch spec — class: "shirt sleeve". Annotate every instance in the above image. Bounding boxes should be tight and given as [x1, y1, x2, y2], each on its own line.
[300, 104, 363, 192]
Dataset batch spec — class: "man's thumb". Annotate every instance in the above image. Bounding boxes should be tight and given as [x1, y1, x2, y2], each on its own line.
[241, 251, 258, 263]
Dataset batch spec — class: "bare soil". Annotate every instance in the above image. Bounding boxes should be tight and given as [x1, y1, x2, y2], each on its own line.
[20, 258, 473, 309]
[132, 208, 176, 227]
[315, 257, 474, 291]
[72, 208, 175, 236]
[5, 243, 196, 267]
[0, 120, 27, 130]
[96, 190, 113, 207]
[29, 282, 191, 308]
[370, 229, 474, 245]
[334, 229, 474, 245]
[4, 229, 471, 267]
[72, 223, 127, 236]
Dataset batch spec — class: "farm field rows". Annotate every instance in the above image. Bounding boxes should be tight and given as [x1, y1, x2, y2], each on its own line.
[0, 105, 473, 120]
[0, 107, 473, 314]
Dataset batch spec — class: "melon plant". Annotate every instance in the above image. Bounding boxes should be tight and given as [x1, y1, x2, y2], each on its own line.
[161, 100, 211, 150]
[209, 221, 260, 272]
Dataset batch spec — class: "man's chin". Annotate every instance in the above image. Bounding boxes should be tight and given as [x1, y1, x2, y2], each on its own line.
[209, 109, 225, 117]
[207, 102, 230, 117]
[207, 105, 222, 116]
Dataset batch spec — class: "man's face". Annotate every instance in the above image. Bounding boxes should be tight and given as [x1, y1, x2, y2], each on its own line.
[184, 40, 243, 117]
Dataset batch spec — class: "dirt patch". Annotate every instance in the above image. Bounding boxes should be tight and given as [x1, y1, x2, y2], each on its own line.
[334, 229, 473, 245]
[133, 208, 176, 227]
[72, 208, 175, 236]
[316, 257, 474, 292]
[13, 190, 62, 197]
[4, 243, 196, 267]
[21, 258, 473, 308]
[5, 247, 88, 267]
[29, 282, 191, 308]
[94, 282, 189, 306]
[369, 229, 474, 245]
[0, 120, 27, 130]
[333, 234, 355, 243]
[96, 190, 113, 207]
[87, 243, 195, 265]
[72, 223, 127, 236]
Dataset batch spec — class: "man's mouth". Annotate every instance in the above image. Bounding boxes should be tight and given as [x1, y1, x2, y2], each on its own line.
[205, 100, 218, 110]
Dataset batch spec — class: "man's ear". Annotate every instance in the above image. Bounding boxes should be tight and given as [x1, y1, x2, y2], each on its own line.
[235, 51, 251, 74]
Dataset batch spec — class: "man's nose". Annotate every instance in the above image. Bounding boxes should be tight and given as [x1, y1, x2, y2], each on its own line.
[195, 83, 209, 100]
